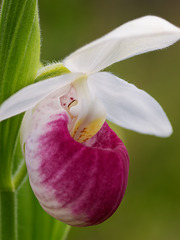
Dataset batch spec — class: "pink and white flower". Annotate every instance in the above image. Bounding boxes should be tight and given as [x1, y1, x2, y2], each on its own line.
[0, 16, 180, 226]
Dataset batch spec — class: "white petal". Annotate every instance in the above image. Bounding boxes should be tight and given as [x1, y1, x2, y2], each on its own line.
[0, 73, 84, 121]
[64, 16, 180, 73]
[88, 72, 172, 137]
[69, 76, 106, 143]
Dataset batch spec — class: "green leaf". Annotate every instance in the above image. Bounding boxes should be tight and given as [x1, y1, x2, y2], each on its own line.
[0, 0, 40, 189]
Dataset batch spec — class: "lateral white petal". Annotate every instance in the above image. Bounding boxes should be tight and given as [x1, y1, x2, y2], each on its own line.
[0, 73, 83, 121]
[64, 16, 180, 73]
[88, 72, 172, 137]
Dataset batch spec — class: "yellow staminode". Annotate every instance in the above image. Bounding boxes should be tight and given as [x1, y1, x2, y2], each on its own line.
[71, 117, 105, 143]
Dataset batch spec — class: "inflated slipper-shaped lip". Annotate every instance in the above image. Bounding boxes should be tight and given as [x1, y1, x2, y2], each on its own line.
[25, 112, 129, 226]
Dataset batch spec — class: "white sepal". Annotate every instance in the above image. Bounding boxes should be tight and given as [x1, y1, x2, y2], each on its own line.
[64, 16, 180, 74]
[88, 72, 172, 137]
[0, 73, 83, 122]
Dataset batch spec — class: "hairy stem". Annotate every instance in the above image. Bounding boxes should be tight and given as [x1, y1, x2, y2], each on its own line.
[0, 190, 17, 240]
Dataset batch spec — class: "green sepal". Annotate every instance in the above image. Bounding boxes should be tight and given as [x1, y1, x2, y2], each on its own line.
[35, 62, 71, 82]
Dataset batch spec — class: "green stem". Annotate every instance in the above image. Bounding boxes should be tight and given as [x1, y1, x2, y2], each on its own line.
[12, 161, 27, 190]
[62, 225, 71, 240]
[0, 190, 17, 240]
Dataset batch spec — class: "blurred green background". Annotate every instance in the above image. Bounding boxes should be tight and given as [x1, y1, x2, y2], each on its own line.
[12, 0, 180, 239]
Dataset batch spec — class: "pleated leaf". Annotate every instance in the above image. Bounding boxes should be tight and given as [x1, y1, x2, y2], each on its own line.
[0, 0, 40, 189]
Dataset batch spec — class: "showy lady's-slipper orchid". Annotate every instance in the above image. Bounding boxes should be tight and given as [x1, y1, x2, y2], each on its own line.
[0, 16, 180, 226]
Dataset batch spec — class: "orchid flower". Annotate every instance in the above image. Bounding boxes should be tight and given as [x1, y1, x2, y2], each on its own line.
[0, 16, 180, 227]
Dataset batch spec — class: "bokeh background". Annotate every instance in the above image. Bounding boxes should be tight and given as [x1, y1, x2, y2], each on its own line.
[30, 0, 180, 239]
